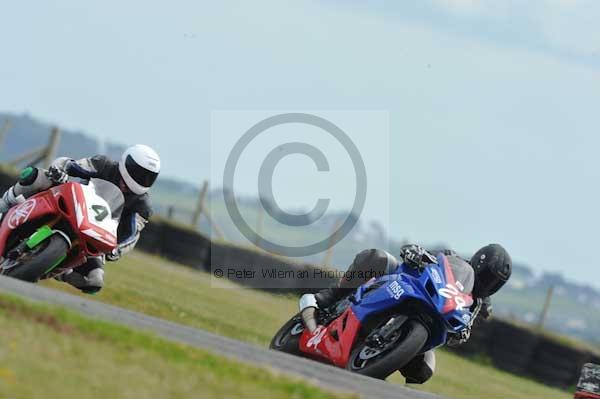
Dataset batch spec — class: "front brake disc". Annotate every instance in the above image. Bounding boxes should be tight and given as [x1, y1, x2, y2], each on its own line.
[358, 345, 383, 360]
[290, 323, 304, 335]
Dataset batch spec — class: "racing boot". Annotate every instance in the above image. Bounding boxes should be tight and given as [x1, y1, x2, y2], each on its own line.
[0, 187, 25, 218]
[0, 167, 43, 217]
[56, 258, 105, 294]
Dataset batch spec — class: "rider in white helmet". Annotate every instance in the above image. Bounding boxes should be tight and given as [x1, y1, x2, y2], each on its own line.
[0, 144, 160, 293]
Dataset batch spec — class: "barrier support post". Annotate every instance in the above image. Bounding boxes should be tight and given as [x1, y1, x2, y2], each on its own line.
[537, 285, 554, 330]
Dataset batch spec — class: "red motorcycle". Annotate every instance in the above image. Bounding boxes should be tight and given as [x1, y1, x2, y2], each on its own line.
[0, 178, 123, 282]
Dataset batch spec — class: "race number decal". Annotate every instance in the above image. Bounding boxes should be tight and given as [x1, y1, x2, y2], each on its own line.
[91, 205, 109, 222]
[307, 326, 327, 349]
[80, 183, 118, 237]
[8, 199, 36, 229]
[438, 283, 468, 311]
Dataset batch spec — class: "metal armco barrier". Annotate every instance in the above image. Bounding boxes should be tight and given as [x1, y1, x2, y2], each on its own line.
[449, 318, 599, 388]
[137, 218, 337, 293]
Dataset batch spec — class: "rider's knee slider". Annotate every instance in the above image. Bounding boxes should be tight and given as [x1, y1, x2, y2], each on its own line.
[345, 249, 398, 283]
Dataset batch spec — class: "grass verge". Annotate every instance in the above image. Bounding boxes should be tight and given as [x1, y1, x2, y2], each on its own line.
[0, 292, 353, 399]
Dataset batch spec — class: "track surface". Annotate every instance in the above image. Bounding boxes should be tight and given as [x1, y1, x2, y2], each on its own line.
[0, 276, 446, 399]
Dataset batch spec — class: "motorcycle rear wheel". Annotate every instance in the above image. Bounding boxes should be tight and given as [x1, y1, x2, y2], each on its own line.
[347, 319, 428, 380]
[2, 235, 69, 282]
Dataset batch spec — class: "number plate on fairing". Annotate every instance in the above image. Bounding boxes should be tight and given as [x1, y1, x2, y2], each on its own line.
[80, 184, 118, 236]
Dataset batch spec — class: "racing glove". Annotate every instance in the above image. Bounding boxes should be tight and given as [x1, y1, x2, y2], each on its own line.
[45, 165, 69, 184]
[479, 297, 492, 320]
[105, 213, 148, 262]
[447, 326, 471, 347]
[106, 248, 122, 262]
[400, 244, 437, 270]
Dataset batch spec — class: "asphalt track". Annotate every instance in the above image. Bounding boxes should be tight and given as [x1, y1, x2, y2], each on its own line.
[0, 275, 446, 399]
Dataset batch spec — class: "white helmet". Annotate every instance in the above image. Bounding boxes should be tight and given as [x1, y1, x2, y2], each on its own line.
[119, 144, 161, 195]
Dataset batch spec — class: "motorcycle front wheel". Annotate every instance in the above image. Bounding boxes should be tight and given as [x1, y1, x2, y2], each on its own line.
[2, 235, 69, 282]
[347, 318, 428, 380]
[269, 313, 305, 356]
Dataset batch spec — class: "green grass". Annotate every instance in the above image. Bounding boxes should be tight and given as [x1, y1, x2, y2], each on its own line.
[41, 251, 572, 399]
[44, 252, 298, 346]
[387, 352, 570, 399]
[0, 292, 352, 399]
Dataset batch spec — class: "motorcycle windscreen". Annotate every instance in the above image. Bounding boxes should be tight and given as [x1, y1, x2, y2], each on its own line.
[446, 256, 475, 294]
[88, 178, 125, 220]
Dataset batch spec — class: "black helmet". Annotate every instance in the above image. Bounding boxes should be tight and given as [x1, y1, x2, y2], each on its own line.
[470, 244, 512, 297]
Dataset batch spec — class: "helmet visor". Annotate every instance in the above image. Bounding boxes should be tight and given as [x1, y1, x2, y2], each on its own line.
[474, 267, 508, 297]
[125, 155, 159, 188]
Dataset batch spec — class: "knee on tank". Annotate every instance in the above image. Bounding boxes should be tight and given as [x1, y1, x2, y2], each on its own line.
[349, 248, 398, 275]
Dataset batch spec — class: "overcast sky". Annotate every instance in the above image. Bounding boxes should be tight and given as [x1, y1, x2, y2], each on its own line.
[1, 1, 600, 287]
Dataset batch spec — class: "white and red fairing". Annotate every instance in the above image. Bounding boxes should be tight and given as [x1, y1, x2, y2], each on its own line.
[0, 181, 119, 268]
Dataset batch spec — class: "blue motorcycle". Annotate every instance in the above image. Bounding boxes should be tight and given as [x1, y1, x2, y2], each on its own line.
[270, 252, 481, 380]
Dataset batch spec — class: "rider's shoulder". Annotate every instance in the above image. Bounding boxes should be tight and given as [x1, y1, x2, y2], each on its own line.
[67, 154, 115, 175]
[88, 154, 115, 169]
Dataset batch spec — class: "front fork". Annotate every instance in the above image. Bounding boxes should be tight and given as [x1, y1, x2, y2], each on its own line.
[365, 315, 409, 349]
[1, 222, 72, 275]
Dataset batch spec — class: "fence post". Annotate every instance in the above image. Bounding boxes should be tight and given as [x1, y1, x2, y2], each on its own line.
[0, 118, 11, 151]
[43, 127, 61, 168]
[191, 180, 208, 228]
[205, 211, 224, 240]
[537, 285, 554, 330]
[322, 219, 343, 267]
[8, 126, 62, 167]
[254, 204, 264, 247]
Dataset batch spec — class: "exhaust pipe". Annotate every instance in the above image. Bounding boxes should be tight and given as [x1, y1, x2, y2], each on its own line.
[299, 293, 318, 333]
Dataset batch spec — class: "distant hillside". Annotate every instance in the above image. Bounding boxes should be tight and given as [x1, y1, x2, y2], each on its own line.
[0, 113, 100, 160]
[0, 112, 199, 193]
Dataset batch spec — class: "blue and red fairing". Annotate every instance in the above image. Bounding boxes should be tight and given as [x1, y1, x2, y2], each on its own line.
[299, 253, 475, 367]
